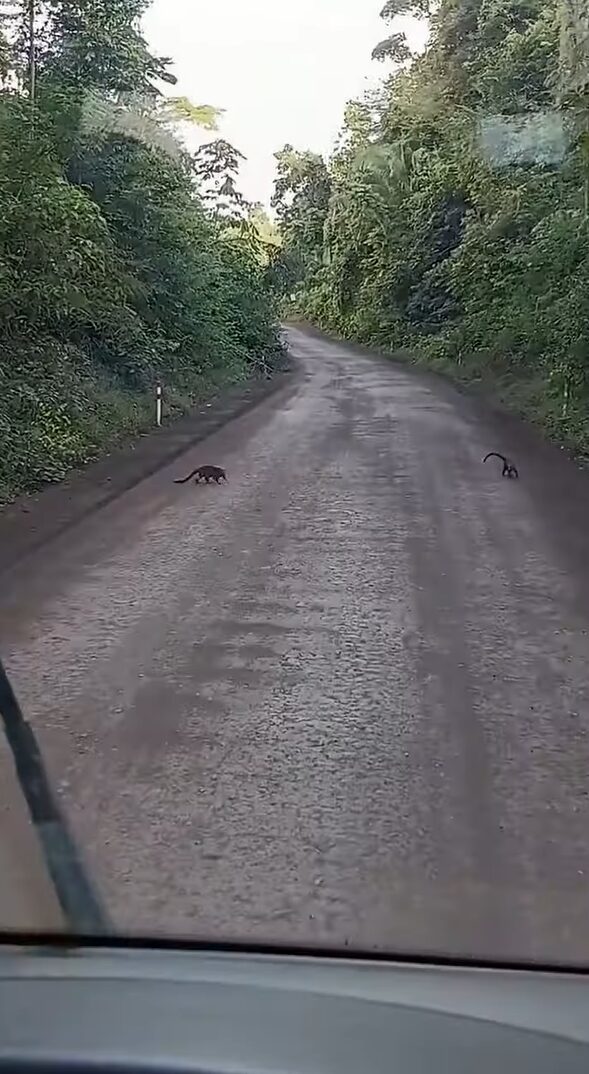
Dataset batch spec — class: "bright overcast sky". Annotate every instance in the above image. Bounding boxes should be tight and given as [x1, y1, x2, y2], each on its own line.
[143, 0, 426, 207]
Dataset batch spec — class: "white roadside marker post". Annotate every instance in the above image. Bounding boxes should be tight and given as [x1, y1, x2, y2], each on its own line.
[156, 382, 162, 427]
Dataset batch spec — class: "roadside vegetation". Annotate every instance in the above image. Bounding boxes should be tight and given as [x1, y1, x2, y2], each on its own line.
[272, 0, 589, 453]
[0, 1, 281, 502]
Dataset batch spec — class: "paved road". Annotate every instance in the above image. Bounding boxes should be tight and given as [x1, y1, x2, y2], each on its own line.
[2, 326, 589, 961]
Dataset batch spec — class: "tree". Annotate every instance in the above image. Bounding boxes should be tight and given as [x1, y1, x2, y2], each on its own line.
[372, 32, 411, 64]
[193, 137, 247, 216]
[380, 0, 432, 18]
[371, 0, 432, 66]
[276, 0, 589, 446]
[271, 145, 331, 280]
[39, 0, 175, 94]
[0, 0, 280, 500]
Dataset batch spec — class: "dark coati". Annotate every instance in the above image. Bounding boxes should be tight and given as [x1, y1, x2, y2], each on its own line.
[175, 465, 227, 485]
[483, 452, 519, 479]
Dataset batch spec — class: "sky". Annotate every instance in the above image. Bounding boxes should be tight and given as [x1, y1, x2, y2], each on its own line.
[143, 0, 427, 208]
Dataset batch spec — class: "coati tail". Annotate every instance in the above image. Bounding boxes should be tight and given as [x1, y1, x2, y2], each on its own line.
[174, 470, 198, 484]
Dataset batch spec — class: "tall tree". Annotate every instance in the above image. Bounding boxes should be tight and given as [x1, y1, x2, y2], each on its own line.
[272, 145, 331, 277]
[39, 0, 175, 94]
[193, 138, 247, 217]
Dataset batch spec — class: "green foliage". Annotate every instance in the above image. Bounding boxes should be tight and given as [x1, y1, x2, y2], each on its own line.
[162, 97, 221, 129]
[40, 0, 176, 94]
[372, 33, 411, 64]
[271, 145, 331, 286]
[373, 0, 430, 65]
[0, 0, 279, 501]
[380, 0, 432, 19]
[281, 0, 589, 451]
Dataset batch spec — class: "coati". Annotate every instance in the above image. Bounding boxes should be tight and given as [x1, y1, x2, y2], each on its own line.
[175, 465, 227, 485]
[483, 452, 519, 479]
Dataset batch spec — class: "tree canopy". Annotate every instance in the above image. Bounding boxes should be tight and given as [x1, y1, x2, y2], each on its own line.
[277, 0, 589, 449]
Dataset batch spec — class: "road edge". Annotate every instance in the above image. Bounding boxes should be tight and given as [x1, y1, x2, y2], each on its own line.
[287, 321, 589, 469]
[0, 364, 293, 577]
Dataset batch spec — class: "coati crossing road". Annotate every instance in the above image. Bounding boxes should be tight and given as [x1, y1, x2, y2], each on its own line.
[175, 465, 227, 485]
[484, 453, 519, 479]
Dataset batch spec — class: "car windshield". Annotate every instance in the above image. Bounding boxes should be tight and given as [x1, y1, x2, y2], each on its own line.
[0, 0, 588, 968]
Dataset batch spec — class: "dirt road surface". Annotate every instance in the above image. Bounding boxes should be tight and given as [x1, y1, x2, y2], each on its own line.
[1, 326, 589, 961]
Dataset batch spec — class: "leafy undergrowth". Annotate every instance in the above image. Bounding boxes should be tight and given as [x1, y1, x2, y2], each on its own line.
[0, 4, 283, 506]
[0, 339, 265, 504]
[411, 345, 589, 459]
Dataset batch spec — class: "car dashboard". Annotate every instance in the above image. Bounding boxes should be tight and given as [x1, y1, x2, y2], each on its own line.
[0, 943, 588, 1073]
